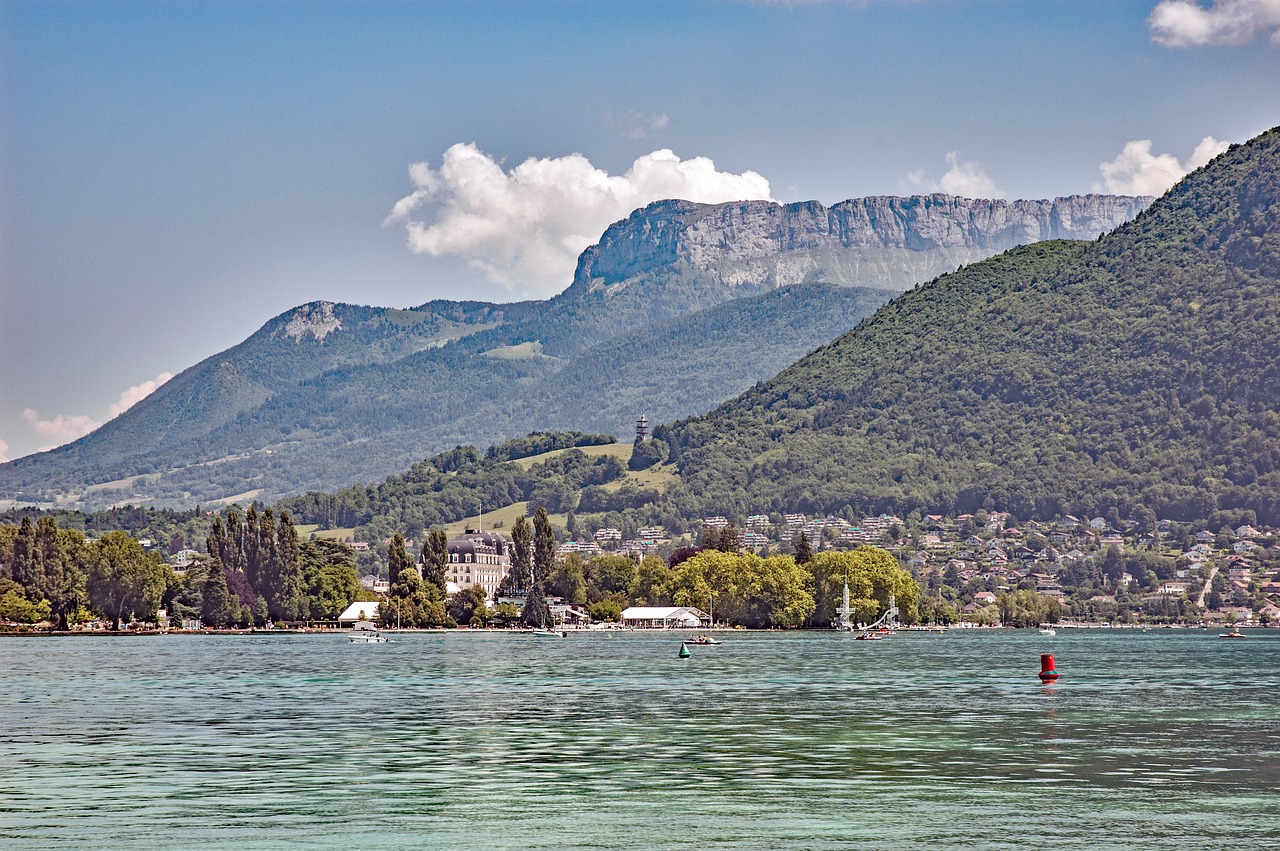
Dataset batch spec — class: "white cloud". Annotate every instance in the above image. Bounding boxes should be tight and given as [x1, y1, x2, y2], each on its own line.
[901, 151, 1002, 198]
[22, 409, 100, 452]
[1148, 0, 1280, 47]
[108, 372, 172, 418]
[607, 110, 671, 140]
[0, 437, 9, 464]
[386, 144, 774, 296]
[1096, 136, 1231, 195]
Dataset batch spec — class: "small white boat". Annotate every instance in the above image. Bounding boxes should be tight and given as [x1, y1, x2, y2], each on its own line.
[1039, 627, 1056, 636]
[532, 629, 568, 638]
[1219, 630, 1246, 639]
[687, 634, 721, 646]
[349, 620, 388, 643]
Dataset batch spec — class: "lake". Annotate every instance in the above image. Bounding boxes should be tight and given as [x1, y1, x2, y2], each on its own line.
[2, 629, 1278, 849]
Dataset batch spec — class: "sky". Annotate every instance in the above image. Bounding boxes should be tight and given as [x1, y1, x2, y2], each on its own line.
[1, 0, 1278, 463]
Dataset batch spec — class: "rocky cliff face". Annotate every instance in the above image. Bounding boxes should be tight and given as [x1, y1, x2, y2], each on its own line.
[570, 193, 1154, 294]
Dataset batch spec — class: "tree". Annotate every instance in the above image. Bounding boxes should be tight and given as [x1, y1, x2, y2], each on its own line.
[630, 555, 673, 606]
[422, 528, 448, 594]
[300, 539, 361, 620]
[270, 511, 305, 621]
[588, 554, 636, 595]
[200, 556, 238, 628]
[793, 532, 813, 566]
[0, 579, 51, 623]
[86, 531, 168, 629]
[382, 534, 447, 627]
[521, 583, 551, 628]
[508, 515, 532, 591]
[547, 554, 588, 605]
[533, 506, 555, 584]
[588, 599, 623, 623]
[717, 524, 741, 553]
[628, 437, 668, 470]
[447, 584, 488, 626]
[806, 547, 921, 627]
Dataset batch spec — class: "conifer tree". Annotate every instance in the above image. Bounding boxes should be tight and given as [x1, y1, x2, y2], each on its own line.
[794, 532, 813, 565]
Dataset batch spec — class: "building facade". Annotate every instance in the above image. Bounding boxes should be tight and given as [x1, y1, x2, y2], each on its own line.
[446, 529, 512, 602]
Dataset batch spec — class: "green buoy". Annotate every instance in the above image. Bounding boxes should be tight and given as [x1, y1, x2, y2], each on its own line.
[678, 642, 691, 659]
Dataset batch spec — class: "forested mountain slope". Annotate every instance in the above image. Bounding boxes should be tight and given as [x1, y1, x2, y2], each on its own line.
[0, 191, 1148, 510]
[659, 127, 1280, 524]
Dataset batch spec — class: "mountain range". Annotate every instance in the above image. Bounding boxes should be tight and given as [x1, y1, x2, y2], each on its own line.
[0, 192, 1150, 511]
[659, 127, 1280, 526]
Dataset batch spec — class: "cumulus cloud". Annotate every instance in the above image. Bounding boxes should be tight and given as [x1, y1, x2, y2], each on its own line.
[386, 144, 774, 295]
[22, 409, 100, 452]
[18, 372, 173, 453]
[1148, 0, 1280, 47]
[108, 372, 173, 418]
[902, 151, 1003, 198]
[0, 437, 9, 464]
[1096, 136, 1231, 195]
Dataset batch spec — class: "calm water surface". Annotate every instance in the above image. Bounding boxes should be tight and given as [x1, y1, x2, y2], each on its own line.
[3, 629, 1279, 849]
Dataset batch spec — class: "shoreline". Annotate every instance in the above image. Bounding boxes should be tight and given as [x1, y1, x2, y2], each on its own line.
[3, 622, 1274, 637]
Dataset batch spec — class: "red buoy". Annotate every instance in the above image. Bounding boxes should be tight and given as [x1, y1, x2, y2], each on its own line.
[1039, 652, 1059, 682]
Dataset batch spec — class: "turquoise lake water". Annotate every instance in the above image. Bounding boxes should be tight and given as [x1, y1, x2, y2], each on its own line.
[2, 629, 1278, 849]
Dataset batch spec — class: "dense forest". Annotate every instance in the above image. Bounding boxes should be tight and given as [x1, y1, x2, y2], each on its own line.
[658, 127, 1280, 525]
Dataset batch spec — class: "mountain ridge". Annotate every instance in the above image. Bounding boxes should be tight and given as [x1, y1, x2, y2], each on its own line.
[656, 130, 1280, 524]
[0, 190, 1152, 509]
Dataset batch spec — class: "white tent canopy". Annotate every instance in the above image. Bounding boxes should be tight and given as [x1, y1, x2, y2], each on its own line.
[337, 601, 381, 624]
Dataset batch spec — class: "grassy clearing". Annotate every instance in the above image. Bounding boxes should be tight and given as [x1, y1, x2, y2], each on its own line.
[510, 442, 630, 470]
[296, 524, 357, 541]
[481, 341, 548, 361]
[204, 489, 264, 508]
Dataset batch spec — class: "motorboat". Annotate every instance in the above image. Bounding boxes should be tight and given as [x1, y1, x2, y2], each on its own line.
[853, 631, 883, 641]
[1039, 626, 1056, 636]
[348, 620, 387, 643]
[688, 634, 721, 645]
[532, 629, 568, 638]
[1218, 630, 1247, 638]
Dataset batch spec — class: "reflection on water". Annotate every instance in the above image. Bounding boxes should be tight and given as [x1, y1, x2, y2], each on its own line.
[3, 630, 1279, 848]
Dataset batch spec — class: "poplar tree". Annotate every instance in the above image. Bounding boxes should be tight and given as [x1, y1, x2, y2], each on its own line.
[508, 515, 532, 591]
[422, 528, 448, 595]
[533, 507, 555, 585]
[12, 517, 37, 592]
[271, 511, 304, 621]
[244, 506, 262, 592]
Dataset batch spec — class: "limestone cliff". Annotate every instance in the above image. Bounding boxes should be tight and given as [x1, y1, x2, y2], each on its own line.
[570, 194, 1153, 294]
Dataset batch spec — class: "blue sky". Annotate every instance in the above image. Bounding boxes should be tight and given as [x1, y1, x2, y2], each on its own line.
[1, 0, 1277, 462]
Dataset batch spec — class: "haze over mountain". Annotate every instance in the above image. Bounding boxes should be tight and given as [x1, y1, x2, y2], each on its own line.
[0, 192, 1149, 511]
[657, 127, 1280, 525]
